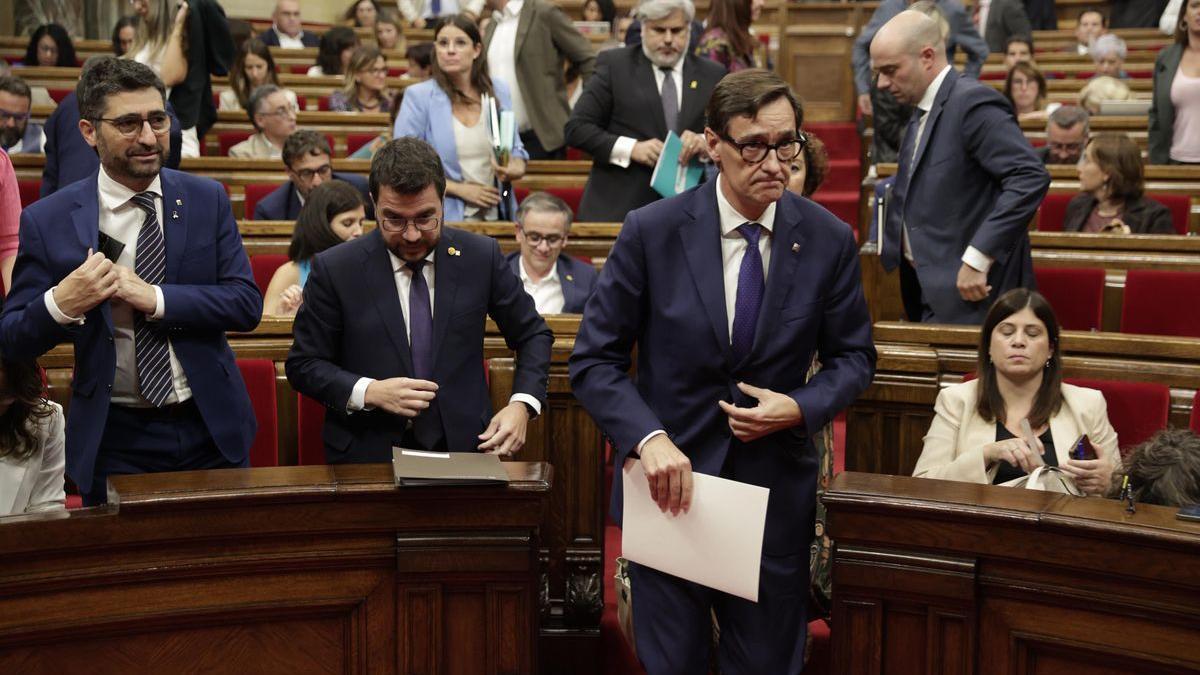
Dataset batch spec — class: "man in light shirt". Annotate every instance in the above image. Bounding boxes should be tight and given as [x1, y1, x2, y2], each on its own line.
[505, 192, 597, 314]
[259, 0, 320, 48]
[228, 85, 296, 159]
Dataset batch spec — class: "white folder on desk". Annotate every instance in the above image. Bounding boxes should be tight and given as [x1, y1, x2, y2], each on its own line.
[621, 460, 768, 602]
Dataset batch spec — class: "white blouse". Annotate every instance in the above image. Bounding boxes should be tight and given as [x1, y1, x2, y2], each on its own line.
[0, 401, 66, 516]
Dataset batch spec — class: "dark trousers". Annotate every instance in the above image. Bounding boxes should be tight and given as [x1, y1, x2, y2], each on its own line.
[82, 400, 244, 506]
[519, 130, 565, 160]
[628, 553, 809, 675]
[899, 258, 932, 322]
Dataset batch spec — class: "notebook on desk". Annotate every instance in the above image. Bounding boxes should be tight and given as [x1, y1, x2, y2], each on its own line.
[391, 448, 510, 487]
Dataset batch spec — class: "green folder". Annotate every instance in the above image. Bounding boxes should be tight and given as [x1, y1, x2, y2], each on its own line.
[650, 131, 704, 198]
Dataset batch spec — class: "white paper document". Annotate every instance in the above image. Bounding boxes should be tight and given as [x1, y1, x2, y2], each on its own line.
[621, 460, 769, 602]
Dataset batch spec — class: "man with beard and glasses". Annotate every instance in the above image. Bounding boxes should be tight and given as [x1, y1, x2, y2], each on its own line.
[0, 57, 262, 506]
[0, 76, 44, 154]
[287, 137, 552, 463]
[565, 0, 725, 222]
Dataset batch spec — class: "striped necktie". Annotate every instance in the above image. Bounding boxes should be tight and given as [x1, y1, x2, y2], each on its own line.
[129, 191, 173, 407]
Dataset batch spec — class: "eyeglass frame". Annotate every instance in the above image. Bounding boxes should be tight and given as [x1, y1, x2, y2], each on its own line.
[717, 131, 807, 164]
[377, 216, 442, 233]
[257, 104, 299, 118]
[0, 110, 31, 124]
[291, 163, 333, 182]
[92, 111, 172, 137]
[518, 227, 566, 247]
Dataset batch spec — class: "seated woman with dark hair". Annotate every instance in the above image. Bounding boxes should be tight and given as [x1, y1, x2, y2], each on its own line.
[0, 358, 65, 516]
[24, 24, 76, 67]
[1004, 61, 1060, 121]
[263, 180, 366, 316]
[786, 131, 829, 198]
[111, 16, 138, 57]
[220, 39, 297, 112]
[308, 27, 360, 77]
[1066, 133, 1175, 234]
[1111, 427, 1200, 507]
[913, 289, 1119, 494]
[329, 45, 393, 113]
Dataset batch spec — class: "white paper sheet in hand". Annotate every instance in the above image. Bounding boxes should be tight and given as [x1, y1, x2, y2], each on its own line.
[621, 460, 769, 602]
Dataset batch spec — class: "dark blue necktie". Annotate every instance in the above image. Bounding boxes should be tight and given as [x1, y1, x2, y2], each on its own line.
[406, 260, 443, 449]
[882, 108, 925, 271]
[430, 0, 442, 16]
[731, 222, 764, 363]
[129, 192, 173, 407]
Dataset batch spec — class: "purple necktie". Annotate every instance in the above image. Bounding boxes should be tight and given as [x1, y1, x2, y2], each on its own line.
[406, 260, 443, 448]
[731, 223, 764, 363]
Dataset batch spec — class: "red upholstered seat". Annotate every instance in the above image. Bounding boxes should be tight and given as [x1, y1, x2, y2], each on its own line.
[47, 88, 72, 103]
[244, 182, 283, 220]
[1033, 267, 1105, 331]
[250, 253, 289, 297]
[1066, 377, 1170, 452]
[317, 95, 332, 111]
[289, 64, 310, 74]
[1121, 270, 1200, 337]
[237, 359, 279, 467]
[295, 94, 307, 110]
[17, 180, 40, 208]
[1150, 193, 1190, 235]
[346, 133, 378, 156]
[980, 71, 1006, 81]
[296, 394, 327, 465]
[1037, 193, 1072, 231]
[387, 66, 406, 77]
[218, 130, 252, 156]
[514, 186, 584, 217]
[565, 147, 589, 161]
[1191, 391, 1200, 435]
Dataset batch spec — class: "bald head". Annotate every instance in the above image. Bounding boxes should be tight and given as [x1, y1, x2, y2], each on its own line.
[870, 10, 948, 106]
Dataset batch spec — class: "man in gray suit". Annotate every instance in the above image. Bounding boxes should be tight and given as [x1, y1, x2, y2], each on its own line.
[982, 0, 1034, 54]
[873, 10, 1048, 324]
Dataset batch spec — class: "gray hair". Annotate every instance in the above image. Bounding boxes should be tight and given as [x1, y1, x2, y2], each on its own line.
[635, 0, 695, 23]
[1047, 105, 1090, 136]
[248, 84, 283, 129]
[516, 191, 574, 232]
[1091, 33, 1127, 62]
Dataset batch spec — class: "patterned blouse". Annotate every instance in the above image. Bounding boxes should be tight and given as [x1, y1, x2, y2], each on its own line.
[328, 89, 393, 113]
[695, 27, 757, 73]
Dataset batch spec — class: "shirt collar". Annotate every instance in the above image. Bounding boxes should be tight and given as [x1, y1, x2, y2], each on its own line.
[389, 248, 436, 274]
[497, 0, 523, 19]
[645, 50, 686, 77]
[715, 174, 776, 237]
[917, 65, 953, 113]
[273, 23, 302, 39]
[518, 255, 560, 284]
[98, 164, 162, 212]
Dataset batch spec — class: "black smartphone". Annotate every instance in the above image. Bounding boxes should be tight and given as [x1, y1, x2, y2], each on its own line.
[1178, 504, 1200, 523]
[1070, 434, 1097, 461]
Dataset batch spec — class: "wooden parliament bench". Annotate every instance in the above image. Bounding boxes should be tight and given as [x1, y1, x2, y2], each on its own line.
[824, 471, 1200, 674]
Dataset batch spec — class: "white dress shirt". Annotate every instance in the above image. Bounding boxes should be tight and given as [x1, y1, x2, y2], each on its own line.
[487, 0, 529, 132]
[610, 54, 686, 168]
[272, 25, 307, 49]
[347, 248, 541, 416]
[5, 127, 45, 154]
[519, 256, 565, 314]
[905, 64, 992, 274]
[420, 0, 460, 19]
[44, 166, 191, 407]
[636, 174, 774, 452]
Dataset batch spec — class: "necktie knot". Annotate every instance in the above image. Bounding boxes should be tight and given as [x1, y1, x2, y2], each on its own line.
[737, 222, 762, 247]
[405, 260, 426, 274]
[129, 191, 157, 215]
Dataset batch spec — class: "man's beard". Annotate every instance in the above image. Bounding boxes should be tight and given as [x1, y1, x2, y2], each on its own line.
[100, 136, 166, 180]
[0, 125, 24, 149]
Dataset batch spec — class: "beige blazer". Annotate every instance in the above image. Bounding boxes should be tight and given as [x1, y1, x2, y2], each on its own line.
[228, 132, 283, 160]
[913, 380, 1119, 485]
[0, 402, 66, 516]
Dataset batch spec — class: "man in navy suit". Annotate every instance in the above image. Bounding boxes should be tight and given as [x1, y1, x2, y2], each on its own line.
[0, 58, 262, 505]
[569, 71, 875, 674]
[286, 137, 552, 462]
[258, 0, 321, 48]
[253, 130, 374, 221]
[505, 191, 597, 314]
[874, 10, 1048, 323]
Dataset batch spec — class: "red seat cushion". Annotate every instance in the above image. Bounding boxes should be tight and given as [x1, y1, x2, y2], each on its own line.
[1066, 378, 1170, 452]
[17, 180, 40, 208]
[295, 94, 308, 110]
[346, 132, 378, 156]
[218, 130, 253, 157]
[296, 394, 327, 465]
[318, 95, 332, 111]
[289, 64, 310, 75]
[1121, 270, 1200, 337]
[237, 359, 279, 467]
[565, 147, 589, 161]
[1037, 193, 1073, 231]
[244, 182, 283, 220]
[250, 253, 289, 297]
[514, 186, 584, 217]
[1033, 267, 1105, 331]
[1149, 193, 1190, 235]
[47, 88, 72, 103]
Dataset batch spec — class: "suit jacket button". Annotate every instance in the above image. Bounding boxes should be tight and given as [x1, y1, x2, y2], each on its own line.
[106, 384, 112, 391]
[107, 336, 114, 343]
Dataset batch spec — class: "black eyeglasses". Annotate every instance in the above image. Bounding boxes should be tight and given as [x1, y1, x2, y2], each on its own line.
[94, 111, 171, 137]
[719, 131, 807, 164]
[294, 164, 333, 181]
[0, 110, 30, 124]
[521, 231, 565, 247]
[378, 216, 440, 233]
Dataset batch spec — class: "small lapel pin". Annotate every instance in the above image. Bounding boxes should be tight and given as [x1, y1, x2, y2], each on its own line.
[791, 243, 800, 253]
[565, 274, 574, 281]
[689, 80, 698, 89]
[448, 246, 461, 256]
[175, 198, 182, 206]
[172, 211, 179, 219]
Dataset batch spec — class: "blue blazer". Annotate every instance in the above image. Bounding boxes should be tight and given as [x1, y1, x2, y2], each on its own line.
[286, 227, 553, 463]
[882, 69, 1049, 323]
[0, 169, 263, 492]
[393, 78, 528, 222]
[568, 179, 876, 556]
[504, 250, 598, 313]
[40, 91, 183, 198]
[251, 172, 374, 221]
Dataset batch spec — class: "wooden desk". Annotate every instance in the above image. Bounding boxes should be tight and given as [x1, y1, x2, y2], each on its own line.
[824, 471, 1200, 674]
[0, 462, 551, 674]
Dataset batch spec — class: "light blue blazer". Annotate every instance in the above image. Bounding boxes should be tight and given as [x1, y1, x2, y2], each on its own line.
[394, 78, 528, 222]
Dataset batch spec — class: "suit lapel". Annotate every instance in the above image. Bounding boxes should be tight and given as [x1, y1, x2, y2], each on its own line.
[751, 198, 804, 355]
[513, 1, 533, 59]
[910, 70, 956, 178]
[679, 56, 703, 130]
[158, 169, 188, 284]
[429, 89, 460, 176]
[287, 183, 303, 220]
[557, 256, 579, 311]
[430, 230, 459, 369]
[636, 52, 668, 139]
[72, 174, 113, 335]
[363, 230, 415, 375]
[680, 181, 735, 370]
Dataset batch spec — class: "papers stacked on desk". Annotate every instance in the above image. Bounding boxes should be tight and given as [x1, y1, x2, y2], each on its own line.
[392, 448, 510, 487]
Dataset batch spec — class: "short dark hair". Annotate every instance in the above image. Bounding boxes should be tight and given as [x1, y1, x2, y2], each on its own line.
[1113, 428, 1200, 507]
[247, 83, 283, 130]
[282, 129, 332, 168]
[1078, 7, 1107, 28]
[1005, 35, 1034, 53]
[1086, 133, 1144, 201]
[75, 56, 166, 122]
[516, 191, 574, 232]
[405, 42, 433, 70]
[705, 69, 803, 138]
[25, 23, 76, 68]
[976, 289, 1064, 429]
[316, 26, 359, 76]
[0, 76, 32, 102]
[289, 179, 365, 261]
[0, 358, 55, 462]
[369, 137, 446, 202]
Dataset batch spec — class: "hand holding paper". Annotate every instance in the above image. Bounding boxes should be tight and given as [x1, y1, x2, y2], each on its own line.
[630, 434, 693, 515]
[650, 131, 704, 198]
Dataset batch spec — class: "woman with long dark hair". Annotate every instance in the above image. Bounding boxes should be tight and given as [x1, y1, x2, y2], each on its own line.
[329, 45, 393, 112]
[393, 14, 528, 221]
[221, 38, 297, 112]
[695, 0, 760, 71]
[23, 24, 77, 68]
[0, 358, 65, 515]
[309, 26, 360, 77]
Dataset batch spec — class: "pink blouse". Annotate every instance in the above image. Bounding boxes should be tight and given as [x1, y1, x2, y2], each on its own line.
[0, 150, 20, 264]
[1170, 69, 1200, 162]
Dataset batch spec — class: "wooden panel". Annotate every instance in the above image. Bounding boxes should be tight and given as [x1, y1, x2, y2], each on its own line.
[782, 27, 858, 123]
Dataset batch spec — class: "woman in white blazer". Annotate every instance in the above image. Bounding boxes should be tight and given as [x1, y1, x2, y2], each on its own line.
[913, 289, 1119, 494]
[0, 360, 65, 516]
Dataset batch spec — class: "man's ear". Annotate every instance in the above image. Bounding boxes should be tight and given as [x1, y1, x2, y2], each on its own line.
[704, 126, 721, 165]
[78, 118, 98, 149]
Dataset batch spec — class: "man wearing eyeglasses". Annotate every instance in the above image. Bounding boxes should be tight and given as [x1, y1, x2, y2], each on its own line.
[253, 130, 374, 221]
[0, 75, 44, 154]
[228, 84, 298, 160]
[505, 191, 597, 314]
[570, 70, 875, 674]
[0, 57, 262, 506]
[287, 137, 552, 462]
[1037, 105, 1090, 165]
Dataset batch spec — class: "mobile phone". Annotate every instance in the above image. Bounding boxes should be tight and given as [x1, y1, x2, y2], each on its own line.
[1177, 504, 1200, 523]
[1070, 434, 1098, 461]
